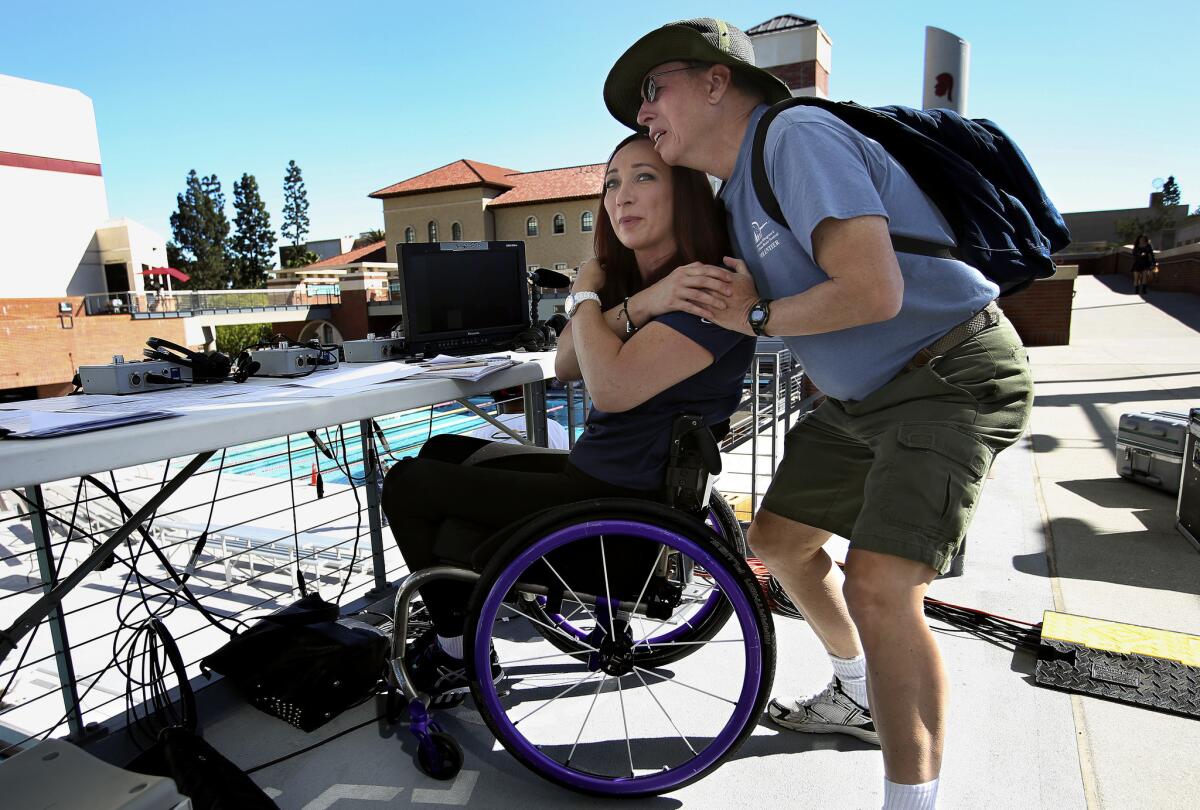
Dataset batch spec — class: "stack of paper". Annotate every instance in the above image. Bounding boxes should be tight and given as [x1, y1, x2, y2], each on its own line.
[412, 355, 518, 382]
[0, 409, 177, 439]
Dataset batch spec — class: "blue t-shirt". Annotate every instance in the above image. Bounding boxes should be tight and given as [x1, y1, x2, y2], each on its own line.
[568, 312, 755, 490]
[720, 104, 999, 401]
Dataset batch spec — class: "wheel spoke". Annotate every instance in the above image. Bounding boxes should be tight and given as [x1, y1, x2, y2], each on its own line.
[511, 670, 604, 728]
[633, 668, 697, 756]
[501, 602, 599, 652]
[634, 589, 728, 647]
[599, 536, 618, 640]
[538, 555, 600, 628]
[500, 649, 595, 667]
[616, 674, 634, 776]
[566, 673, 608, 767]
[627, 545, 666, 630]
[632, 665, 738, 706]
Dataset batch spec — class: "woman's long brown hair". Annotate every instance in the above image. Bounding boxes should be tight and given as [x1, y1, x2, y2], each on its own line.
[593, 133, 730, 308]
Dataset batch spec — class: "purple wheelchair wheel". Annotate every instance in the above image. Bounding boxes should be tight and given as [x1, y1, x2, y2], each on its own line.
[523, 491, 746, 668]
[465, 507, 773, 797]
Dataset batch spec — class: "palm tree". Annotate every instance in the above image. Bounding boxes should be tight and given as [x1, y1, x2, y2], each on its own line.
[354, 228, 386, 249]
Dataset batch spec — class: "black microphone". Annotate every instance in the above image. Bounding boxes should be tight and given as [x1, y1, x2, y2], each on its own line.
[531, 268, 571, 289]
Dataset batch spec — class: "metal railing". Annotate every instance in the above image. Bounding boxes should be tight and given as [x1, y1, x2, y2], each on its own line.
[0, 362, 805, 755]
[82, 288, 341, 317]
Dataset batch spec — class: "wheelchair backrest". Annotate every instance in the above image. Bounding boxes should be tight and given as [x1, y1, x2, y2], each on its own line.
[663, 414, 725, 514]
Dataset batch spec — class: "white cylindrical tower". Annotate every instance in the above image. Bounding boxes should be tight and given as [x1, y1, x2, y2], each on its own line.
[922, 26, 970, 114]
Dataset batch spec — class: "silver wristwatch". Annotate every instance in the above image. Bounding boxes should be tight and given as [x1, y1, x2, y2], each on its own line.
[565, 291, 601, 317]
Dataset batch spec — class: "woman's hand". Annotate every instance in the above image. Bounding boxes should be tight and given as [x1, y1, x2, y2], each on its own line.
[633, 261, 737, 320]
[573, 258, 606, 293]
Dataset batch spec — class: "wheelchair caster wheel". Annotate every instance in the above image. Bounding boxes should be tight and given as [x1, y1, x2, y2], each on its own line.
[416, 731, 463, 780]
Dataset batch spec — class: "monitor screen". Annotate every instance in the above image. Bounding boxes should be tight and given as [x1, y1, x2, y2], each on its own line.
[398, 241, 530, 343]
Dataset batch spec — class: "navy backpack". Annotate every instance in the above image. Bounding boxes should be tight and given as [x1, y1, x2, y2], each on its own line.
[748, 97, 1071, 296]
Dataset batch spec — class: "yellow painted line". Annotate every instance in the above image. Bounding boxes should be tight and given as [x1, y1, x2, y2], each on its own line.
[1042, 610, 1200, 668]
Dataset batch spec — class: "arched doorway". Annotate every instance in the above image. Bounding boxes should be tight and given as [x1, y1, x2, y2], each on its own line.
[298, 320, 344, 345]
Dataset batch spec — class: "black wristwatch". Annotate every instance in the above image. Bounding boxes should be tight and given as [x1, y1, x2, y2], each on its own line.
[748, 299, 772, 337]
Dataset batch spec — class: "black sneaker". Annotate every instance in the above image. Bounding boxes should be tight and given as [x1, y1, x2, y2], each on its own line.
[405, 630, 504, 705]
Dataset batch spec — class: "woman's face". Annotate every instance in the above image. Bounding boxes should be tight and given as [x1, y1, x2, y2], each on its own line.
[603, 138, 676, 257]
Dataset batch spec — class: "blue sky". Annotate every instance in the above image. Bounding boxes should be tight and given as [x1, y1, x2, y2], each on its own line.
[4, 1, 1197, 250]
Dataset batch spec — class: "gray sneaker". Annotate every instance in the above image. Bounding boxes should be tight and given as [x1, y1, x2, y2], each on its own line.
[767, 678, 880, 745]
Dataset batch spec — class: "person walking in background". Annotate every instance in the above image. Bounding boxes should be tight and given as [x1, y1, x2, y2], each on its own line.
[1132, 234, 1157, 295]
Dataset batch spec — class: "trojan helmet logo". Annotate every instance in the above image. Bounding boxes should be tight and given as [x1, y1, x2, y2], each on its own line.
[934, 72, 955, 103]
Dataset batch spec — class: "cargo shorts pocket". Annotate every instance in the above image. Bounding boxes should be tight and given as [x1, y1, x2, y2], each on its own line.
[877, 423, 993, 543]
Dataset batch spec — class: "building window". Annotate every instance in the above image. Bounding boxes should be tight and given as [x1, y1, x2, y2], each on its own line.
[553, 213, 565, 235]
[554, 263, 568, 271]
[428, 221, 438, 242]
[581, 211, 594, 232]
[528, 265, 540, 273]
[451, 222, 462, 241]
[404, 226, 415, 243]
[526, 216, 539, 237]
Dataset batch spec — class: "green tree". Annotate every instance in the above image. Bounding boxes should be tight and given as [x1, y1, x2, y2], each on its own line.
[229, 173, 276, 288]
[1161, 175, 1181, 207]
[284, 249, 321, 269]
[281, 160, 310, 250]
[215, 323, 273, 355]
[169, 170, 230, 289]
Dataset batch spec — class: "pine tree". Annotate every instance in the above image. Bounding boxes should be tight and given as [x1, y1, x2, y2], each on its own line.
[229, 174, 276, 288]
[169, 170, 230, 289]
[281, 160, 310, 251]
[1161, 175, 1181, 208]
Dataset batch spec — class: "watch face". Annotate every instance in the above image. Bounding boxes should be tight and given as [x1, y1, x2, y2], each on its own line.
[749, 307, 766, 324]
[565, 295, 577, 316]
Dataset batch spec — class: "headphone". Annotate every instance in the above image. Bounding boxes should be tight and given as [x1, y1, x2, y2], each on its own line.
[144, 337, 257, 382]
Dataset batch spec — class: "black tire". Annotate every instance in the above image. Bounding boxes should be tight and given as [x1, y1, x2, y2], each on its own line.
[416, 731, 464, 781]
[519, 491, 745, 667]
[464, 498, 775, 797]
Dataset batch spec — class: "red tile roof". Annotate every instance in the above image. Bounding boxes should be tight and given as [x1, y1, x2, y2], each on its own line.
[369, 159, 518, 199]
[487, 163, 605, 208]
[304, 241, 387, 269]
[369, 159, 604, 207]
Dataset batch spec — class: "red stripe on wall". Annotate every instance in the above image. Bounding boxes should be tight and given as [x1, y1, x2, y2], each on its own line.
[0, 150, 102, 177]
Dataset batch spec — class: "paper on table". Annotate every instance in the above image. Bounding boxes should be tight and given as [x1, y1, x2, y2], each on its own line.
[283, 361, 427, 389]
[0, 409, 177, 438]
[412, 356, 517, 382]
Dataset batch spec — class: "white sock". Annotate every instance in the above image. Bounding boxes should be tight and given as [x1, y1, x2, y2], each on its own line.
[831, 654, 869, 708]
[882, 778, 939, 810]
[437, 634, 464, 659]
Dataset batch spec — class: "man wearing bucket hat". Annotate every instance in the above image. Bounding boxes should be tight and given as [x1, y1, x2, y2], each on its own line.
[605, 18, 1033, 810]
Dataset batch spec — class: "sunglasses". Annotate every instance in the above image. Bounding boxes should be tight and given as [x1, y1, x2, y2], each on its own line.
[640, 64, 703, 104]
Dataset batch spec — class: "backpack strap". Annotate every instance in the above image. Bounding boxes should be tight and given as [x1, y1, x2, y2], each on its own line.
[749, 99, 954, 261]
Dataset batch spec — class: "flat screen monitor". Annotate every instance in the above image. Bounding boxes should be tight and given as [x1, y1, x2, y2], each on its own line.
[397, 241, 530, 348]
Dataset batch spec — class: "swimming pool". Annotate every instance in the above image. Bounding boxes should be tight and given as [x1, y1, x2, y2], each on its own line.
[204, 394, 587, 486]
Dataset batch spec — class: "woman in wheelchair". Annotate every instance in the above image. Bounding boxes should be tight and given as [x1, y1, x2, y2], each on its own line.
[381, 132, 756, 705]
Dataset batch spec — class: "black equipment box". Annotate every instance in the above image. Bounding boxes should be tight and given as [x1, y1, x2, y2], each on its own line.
[1116, 411, 1187, 495]
[1175, 408, 1200, 553]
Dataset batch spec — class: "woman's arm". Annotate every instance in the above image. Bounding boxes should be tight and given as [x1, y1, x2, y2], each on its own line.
[566, 262, 714, 412]
[554, 259, 735, 380]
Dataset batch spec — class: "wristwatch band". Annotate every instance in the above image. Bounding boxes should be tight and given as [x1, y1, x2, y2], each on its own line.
[748, 298, 772, 337]
[566, 291, 601, 317]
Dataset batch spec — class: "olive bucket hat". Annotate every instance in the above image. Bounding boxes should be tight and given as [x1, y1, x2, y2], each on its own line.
[604, 18, 793, 130]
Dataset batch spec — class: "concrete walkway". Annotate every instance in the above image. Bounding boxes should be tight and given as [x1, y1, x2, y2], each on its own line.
[107, 274, 1199, 808]
[1025, 273, 1200, 809]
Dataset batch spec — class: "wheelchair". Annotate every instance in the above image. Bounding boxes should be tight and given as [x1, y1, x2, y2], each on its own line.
[387, 416, 775, 797]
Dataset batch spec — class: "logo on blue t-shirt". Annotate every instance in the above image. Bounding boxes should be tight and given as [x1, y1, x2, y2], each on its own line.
[751, 220, 782, 258]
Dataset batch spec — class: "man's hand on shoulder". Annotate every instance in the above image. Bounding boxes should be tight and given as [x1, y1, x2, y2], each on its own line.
[685, 257, 760, 335]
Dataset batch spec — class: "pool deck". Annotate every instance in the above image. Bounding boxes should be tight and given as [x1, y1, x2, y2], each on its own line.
[8, 274, 1200, 808]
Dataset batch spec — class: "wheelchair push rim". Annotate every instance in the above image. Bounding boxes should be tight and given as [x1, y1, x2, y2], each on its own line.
[468, 517, 770, 796]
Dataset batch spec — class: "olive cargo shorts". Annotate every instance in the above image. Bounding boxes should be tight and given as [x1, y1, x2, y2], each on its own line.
[760, 314, 1034, 573]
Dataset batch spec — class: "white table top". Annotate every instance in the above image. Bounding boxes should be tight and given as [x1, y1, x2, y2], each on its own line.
[0, 354, 556, 491]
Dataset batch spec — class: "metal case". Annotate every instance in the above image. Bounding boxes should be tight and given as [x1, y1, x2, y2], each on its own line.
[248, 346, 339, 378]
[77, 358, 192, 394]
[343, 333, 406, 363]
[1115, 410, 1187, 495]
[1175, 409, 1200, 553]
